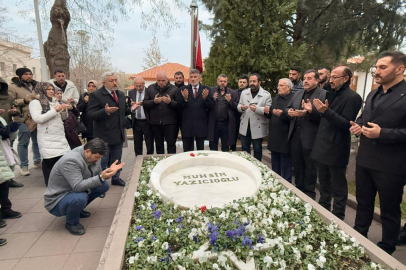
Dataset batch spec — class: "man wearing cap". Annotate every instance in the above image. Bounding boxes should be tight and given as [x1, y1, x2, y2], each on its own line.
[9, 68, 41, 176]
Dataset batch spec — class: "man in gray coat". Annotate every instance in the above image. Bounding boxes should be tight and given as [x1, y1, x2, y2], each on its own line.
[44, 138, 124, 235]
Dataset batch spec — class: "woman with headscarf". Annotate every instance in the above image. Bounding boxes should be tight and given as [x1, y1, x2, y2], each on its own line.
[28, 82, 71, 185]
[55, 88, 82, 149]
[77, 80, 98, 142]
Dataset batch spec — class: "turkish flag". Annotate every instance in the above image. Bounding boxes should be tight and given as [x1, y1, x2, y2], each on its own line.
[194, 16, 203, 73]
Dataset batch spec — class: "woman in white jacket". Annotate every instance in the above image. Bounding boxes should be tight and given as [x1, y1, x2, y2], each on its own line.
[29, 82, 71, 185]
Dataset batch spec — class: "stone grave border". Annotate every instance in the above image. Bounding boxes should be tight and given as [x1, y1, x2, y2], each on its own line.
[97, 154, 406, 270]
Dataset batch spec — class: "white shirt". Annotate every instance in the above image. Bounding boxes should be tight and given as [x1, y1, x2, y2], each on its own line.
[134, 89, 146, 120]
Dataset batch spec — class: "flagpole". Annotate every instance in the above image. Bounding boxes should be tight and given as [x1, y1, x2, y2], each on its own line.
[190, 0, 198, 69]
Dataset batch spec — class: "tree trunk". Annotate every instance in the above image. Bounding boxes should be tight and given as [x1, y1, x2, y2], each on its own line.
[44, 0, 71, 79]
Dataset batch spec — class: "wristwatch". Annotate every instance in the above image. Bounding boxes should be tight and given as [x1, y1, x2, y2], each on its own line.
[99, 174, 106, 183]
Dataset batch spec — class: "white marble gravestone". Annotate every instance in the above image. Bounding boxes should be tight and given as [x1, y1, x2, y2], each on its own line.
[149, 151, 262, 209]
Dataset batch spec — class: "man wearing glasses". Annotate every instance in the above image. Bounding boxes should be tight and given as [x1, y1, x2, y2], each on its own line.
[311, 66, 362, 220]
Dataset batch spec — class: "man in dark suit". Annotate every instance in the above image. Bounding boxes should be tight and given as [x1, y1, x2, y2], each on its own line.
[143, 71, 178, 154]
[207, 74, 239, 152]
[128, 77, 154, 156]
[87, 72, 134, 186]
[287, 70, 326, 200]
[350, 51, 406, 254]
[265, 78, 294, 182]
[230, 75, 248, 151]
[177, 69, 214, 151]
[311, 66, 362, 220]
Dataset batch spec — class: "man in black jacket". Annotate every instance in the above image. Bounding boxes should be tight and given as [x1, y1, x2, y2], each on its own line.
[143, 71, 178, 154]
[287, 70, 326, 199]
[207, 74, 238, 152]
[265, 78, 294, 182]
[77, 80, 98, 142]
[230, 75, 248, 151]
[87, 72, 133, 186]
[350, 51, 406, 254]
[311, 66, 362, 220]
[177, 69, 214, 151]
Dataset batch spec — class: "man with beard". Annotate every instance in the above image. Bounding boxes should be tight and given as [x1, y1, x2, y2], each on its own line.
[287, 70, 326, 200]
[318, 67, 332, 92]
[350, 51, 406, 254]
[177, 69, 214, 151]
[311, 66, 362, 220]
[48, 69, 79, 105]
[143, 71, 178, 154]
[174, 71, 185, 88]
[9, 68, 41, 176]
[289, 66, 304, 94]
[238, 73, 271, 161]
[208, 74, 238, 152]
[230, 75, 248, 151]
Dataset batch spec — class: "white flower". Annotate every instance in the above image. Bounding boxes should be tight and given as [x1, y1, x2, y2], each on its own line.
[137, 240, 144, 248]
[224, 264, 232, 270]
[233, 203, 239, 210]
[219, 211, 227, 219]
[161, 242, 169, 250]
[305, 245, 313, 252]
[134, 191, 140, 197]
[264, 255, 273, 267]
[177, 266, 186, 270]
[307, 264, 316, 270]
[316, 255, 326, 268]
[128, 254, 139, 264]
[218, 254, 227, 266]
[147, 256, 157, 263]
[213, 263, 220, 269]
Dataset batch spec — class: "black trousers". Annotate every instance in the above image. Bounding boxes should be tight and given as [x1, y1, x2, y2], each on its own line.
[0, 180, 11, 211]
[318, 163, 348, 220]
[354, 164, 405, 253]
[290, 132, 317, 200]
[271, 151, 292, 183]
[132, 119, 154, 156]
[230, 118, 240, 151]
[151, 124, 177, 154]
[209, 121, 229, 152]
[183, 137, 205, 152]
[42, 156, 62, 186]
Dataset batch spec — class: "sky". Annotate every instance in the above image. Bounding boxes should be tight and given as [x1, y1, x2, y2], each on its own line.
[2, 0, 213, 74]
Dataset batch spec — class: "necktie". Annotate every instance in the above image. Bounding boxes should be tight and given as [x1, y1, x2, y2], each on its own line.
[111, 90, 118, 104]
[194, 87, 198, 98]
[137, 92, 142, 119]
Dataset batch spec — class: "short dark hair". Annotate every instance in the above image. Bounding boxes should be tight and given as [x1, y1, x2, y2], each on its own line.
[238, 75, 249, 82]
[250, 73, 261, 82]
[84, 138, 107, 155]
[53, 69, 65, 75]
[342, 67, 353, 79]
[318, 67, 331, 73]
[290, 66, 302, 73]
[304, 69, 319, 80]
[377, 51, 406, 66]
[174, 71, 184, 78]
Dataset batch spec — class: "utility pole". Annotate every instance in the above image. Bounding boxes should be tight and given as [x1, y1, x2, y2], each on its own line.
[33, 0, 49, 81]
[190, 0, 198, 69]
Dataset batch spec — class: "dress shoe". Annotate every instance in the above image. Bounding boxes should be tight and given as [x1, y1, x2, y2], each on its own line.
[9, 179, 24, 188]
[0, 219, 6, 228]
[99, 193, 106, 198]
[1, 209, 22, 219]
[397, 224, 406, 245]
[0, 239, 7, 246]
[112, 178, 126, 186]
[80, 210, 91, 218]
[65, 223, 86, 235]
[377, 241, 396, 254]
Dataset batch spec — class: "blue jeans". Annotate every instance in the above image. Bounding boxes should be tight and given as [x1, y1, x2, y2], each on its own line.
[101, 142, 123, 181]
[14, 123, 41, 167]
[241, 123, 263, 161]
[271, 151, 292, 182]
[49, 181, 109, 225]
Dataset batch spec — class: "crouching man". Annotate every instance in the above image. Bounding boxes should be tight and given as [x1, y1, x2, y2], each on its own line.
[44, 138, 124, 235]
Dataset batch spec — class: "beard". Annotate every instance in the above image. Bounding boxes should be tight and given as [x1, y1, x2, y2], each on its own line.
[21, 79, 33, 84]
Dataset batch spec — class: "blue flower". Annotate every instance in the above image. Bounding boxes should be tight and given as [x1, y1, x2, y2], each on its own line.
[134, 237, 143, 243]
[159, 255, 170, 263]
[299, 220, 304, 225]
[242, 236, 253, 249]
[193, 236, 199, 243]
[226, 230, 235, 239]
[257, 234, 265, 244]
[177, 224, 183, 228]
[175, 216, 183, 223]
[207, 222, 219, 233]
[151, 203, 156, 210]
[167, 245, 172, 253]
[235, 225, 246, 236]
[151, 235, 157, 241]
[136, 225, 143, 231]
[234, 219, 239, 225]
[153, 210, 162, 220]
[137, 213, 142, 218]
[243, 220, 250, 226]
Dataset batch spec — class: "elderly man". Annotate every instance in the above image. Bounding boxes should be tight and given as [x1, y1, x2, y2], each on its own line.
[9, 68, 41, 176]
[88, 72, 134, 186]
[289, 66, 304, 94]
[48, 69, 79, 105]
[350, 51, 406, 254]
[143, 71, 178, 154]
[128, 77, 154, 156]
[177, 69, 214, 151]
[287, 70, 326, 200]
[238, 73, 272, 161]
[45, 138, 124, 235]
[207, 74, 238, 152]
[265, 78, 294, 182]
[311, 66, 362, 220]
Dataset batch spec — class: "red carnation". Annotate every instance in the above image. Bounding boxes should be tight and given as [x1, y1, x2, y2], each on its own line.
[200, 206, 207, 213]
[190, 153, 195, 157]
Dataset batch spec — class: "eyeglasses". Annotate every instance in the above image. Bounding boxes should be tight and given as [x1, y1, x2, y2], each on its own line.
[330, 76, 347, 80]
[277, 84, 288, 87]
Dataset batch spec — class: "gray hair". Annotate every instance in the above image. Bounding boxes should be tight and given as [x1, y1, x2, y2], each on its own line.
[189, 69, 200, 75]
[101, 71, 115, 83]
[217, 74, 228, 79]
[133, 77, 145, 83]
[279, 78, 293, 89]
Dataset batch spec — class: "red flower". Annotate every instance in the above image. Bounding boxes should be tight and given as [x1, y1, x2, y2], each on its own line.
[200, 206, 207, 213]
[190, 153, 195, 157]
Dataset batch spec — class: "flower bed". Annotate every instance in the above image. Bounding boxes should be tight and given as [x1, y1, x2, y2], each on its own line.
[124, 153, 385, 270]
